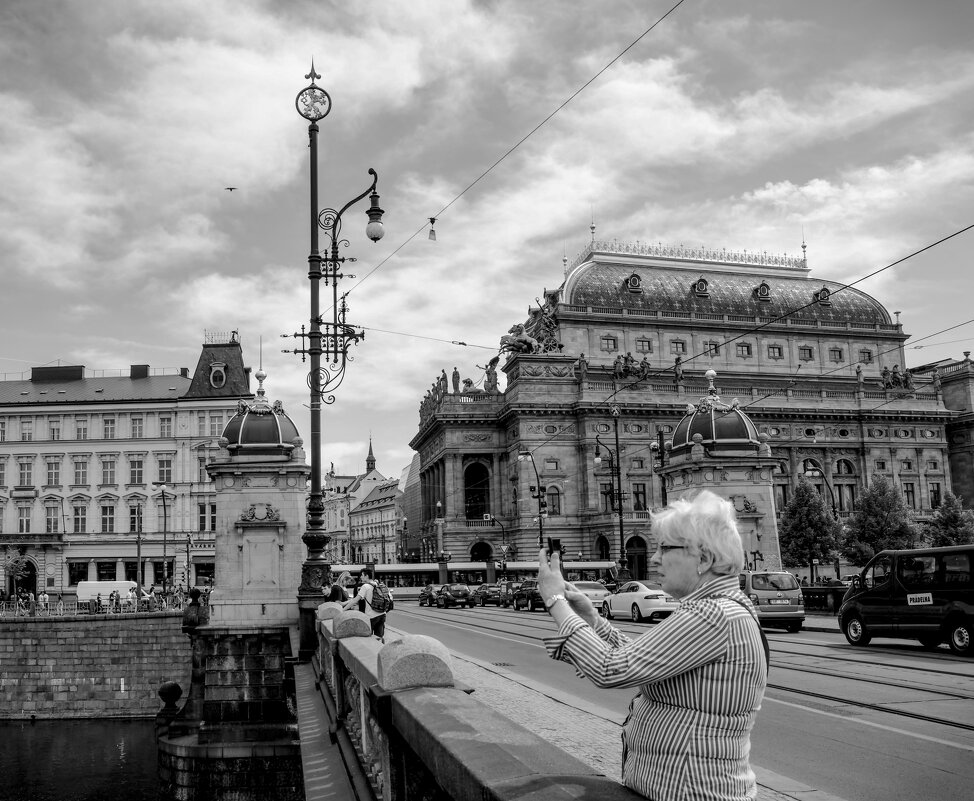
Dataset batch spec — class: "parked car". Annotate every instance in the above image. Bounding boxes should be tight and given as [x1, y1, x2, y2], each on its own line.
[601, 581, 678, 623]
[513, 580, 545, 612]
[417, 585, 437, 607]
[498, 580, 522, 608]
[471, 583, 502, 606]
[436, 583, 475, 609]
[740, 571, 804, 632]
[572, 581, 611, 607]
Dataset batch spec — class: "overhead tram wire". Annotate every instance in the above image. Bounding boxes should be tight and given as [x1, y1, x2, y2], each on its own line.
[336, 0, 690, 305]
[358, 325, 496, 350]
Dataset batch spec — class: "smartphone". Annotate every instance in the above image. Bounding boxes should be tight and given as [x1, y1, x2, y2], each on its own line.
[546, 537, 562, 556]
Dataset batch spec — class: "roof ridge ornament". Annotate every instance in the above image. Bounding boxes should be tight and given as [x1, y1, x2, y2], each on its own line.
[694, 369, 741, 415]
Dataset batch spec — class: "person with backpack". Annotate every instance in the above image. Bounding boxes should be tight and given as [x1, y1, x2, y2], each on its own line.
[341, 568, 391, 640]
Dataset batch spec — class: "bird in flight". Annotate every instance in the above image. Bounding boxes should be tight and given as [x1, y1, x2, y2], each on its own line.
[225, 187, 237, 192]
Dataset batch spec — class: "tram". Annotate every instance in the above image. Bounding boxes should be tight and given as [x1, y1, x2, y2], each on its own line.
[329, 560, 618, 602]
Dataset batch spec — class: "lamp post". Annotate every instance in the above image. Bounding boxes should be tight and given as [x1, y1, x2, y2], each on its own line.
[185, 533, 193, 589]
[652, 429, 668, 507]
[135, 502, 143, 596]
[152, 483, 170, 594]
[435, 500, 445, 560]
[803, 467, 838, 520]
[489, 515, 508, 571]
[290, 65, 385, 619]
[595, 405, 630, 581]
[517, 449, 545, 548]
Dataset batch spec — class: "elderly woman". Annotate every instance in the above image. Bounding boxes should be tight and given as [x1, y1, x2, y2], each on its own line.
[538, 490, 767, 801]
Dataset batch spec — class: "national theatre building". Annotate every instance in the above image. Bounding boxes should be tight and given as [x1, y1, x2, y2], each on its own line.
[410, 238, 974, 580]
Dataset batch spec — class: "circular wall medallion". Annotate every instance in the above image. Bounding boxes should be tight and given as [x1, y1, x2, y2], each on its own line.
[287, 477, 298, 487]
[922, 429, 937, 439]
[838, 428, 850, 437]
[629, 424, 643, 433]
[596, 423, 610, 433]
[870, 428, 885, 437]
[896, 428, 912, 438]
[544, 424, 558, 435]
[223, 477, 235, 488]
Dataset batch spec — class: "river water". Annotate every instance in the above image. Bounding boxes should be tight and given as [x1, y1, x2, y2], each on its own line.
[0, 719, 161, 801]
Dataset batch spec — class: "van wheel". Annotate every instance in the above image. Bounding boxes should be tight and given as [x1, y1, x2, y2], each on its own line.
[786, 622, 803, 633]
[631, 604, 643, 623]
[843, 614, 871, 646]
[947, 619, 973, 656]
[918, 634, 942, 650]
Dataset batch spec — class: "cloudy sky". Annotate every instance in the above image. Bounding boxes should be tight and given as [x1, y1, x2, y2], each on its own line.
[2, 0, 974, 479]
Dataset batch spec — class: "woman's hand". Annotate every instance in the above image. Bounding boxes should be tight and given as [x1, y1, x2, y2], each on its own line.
[537, 546, 568, 601]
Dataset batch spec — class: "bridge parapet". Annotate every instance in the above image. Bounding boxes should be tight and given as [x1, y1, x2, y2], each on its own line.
[312, 602, 639, 800]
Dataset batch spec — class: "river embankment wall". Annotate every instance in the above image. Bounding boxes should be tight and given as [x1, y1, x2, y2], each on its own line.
[0, 612, 190, 719]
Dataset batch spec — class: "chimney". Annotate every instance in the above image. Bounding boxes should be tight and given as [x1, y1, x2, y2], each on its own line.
[130, 365, 150, 379]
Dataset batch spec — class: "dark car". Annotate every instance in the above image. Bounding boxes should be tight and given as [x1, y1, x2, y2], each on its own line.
[418, 584, 437, 607]
[498, 580, 522, 608]
[436, 583, 475, 609]
[513, 580, 545, 612]
[471, 583, 501, 606]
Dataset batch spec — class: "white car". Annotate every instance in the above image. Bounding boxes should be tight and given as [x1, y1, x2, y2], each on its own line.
[601, 580, 679, 623]
[571, 581, 611, 606]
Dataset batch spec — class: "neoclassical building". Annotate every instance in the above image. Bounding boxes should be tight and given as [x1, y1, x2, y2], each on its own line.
[0, 334, 253, 598]
[409, 238, 973, 580]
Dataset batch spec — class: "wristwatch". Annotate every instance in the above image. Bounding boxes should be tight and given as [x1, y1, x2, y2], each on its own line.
[544, 593, 567, 610]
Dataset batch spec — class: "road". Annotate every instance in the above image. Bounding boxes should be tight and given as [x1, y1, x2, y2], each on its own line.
[388, 602, 974, 801]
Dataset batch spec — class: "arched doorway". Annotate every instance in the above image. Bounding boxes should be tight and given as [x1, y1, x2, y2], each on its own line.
[595, 535, 610, 561]
[464, 463, 490, 519]
[7, 557, 37, 598]
[626, 535, 648, 580]
[470, 541, 493, 562]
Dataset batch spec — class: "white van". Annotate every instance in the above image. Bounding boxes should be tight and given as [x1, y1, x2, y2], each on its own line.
[75, 580, 137, 603]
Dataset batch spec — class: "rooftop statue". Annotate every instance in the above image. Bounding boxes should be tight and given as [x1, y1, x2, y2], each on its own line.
[499, 323, 538, 355]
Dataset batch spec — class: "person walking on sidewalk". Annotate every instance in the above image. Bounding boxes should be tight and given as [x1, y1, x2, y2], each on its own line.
[341, 567, 386, 640]
[538, 490, 768, 801]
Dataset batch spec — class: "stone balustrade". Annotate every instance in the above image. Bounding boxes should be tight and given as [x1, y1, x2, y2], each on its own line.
[311, 602, 639, 801]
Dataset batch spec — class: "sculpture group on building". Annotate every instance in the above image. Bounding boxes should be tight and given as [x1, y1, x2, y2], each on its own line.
[881, 364, 914, 391]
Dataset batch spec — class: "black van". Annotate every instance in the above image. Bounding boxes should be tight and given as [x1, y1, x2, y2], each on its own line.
[838, 545, 974, 655]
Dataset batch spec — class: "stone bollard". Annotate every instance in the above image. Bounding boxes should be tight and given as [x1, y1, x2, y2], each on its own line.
[377, 635, 454, 691]
[333, 609, 373, 639]
[315, 601, 344, 621]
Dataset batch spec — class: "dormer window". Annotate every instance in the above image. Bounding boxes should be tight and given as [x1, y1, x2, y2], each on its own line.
[693, 277, 710, 297]
[815, 286, 832, 306]
[756, 281, 771, 301]
[625, 272, 643, 293]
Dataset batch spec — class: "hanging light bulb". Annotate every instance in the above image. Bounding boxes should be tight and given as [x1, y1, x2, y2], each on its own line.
[428, 217, 437, 241]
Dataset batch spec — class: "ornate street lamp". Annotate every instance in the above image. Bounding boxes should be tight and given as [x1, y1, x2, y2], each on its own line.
[517, 449, 545, 548]
[152, 483, 171, 594]
[289, 64, 385, 629]
[594, 405, 630, 582]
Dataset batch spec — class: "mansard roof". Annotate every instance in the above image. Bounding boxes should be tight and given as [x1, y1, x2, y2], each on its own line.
[563, 244, 891, 325]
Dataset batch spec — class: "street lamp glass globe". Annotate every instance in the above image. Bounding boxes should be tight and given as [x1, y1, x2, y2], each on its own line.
[365, 219, 385, 242]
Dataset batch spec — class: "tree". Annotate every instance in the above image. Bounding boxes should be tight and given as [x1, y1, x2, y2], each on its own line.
[778, 478, 841, 575]
[841, 475, 917, 565]
[924, 492, 974, 547]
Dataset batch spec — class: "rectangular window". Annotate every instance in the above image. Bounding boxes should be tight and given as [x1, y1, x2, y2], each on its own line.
[130, 458, 144, 485]
[18, 505, 31, 534]
[705, 341, 720, 356]
[158, 457, 172, 484]
[130, 505, 143, 533]
[0, 420, 5, 442]
[546, 488, 561, 516]
[838, 484, 856, 512]
[828, 347, 844, 362]
[160, 416, 172, 438]
[927, 460, 940, 471]
[799, 346, 814, 360]
[73, 505, 87, 533]
[671, 340, 687, 355]
[600, 335, 618, 352]
[198, 503, 209, 532]
[101, 459, 116, 485]
[68, 562, 88, 585]
[0, 461, 4, 487]
[46, 460, 60, 486]
[131, 416, 143, 439]
[73, 459, 87, 486]
[543, 459, 559, 471]
[904, 483, 916, 508]
[767, 344, 783, 359]
[859, 349, 873, 364]
[21, 418, 32, 441]
[600, 482, 614, 512]
[774, 484, 789, 513]
[198, 413, 207, 436]
[736, 343, 753, 358]
[632, 483, 647, 511]
[631, 458, 644, 470]
[902, 459, 914, 471]
[49, 418, 60, 440]
[875, 460, 887, 470]
[101, 505, 115, 533]
[18, 459, 33, 486]
[103, 417, 115, 439]
[209, 414, 222, 437]
[930, 482, 942, 508]
[635, 338, 653, 353]
[76, 418, 88, 440]
[198, 457, 208, 483]
[97, 561, 116, 581]
[46, 506, 60, 534]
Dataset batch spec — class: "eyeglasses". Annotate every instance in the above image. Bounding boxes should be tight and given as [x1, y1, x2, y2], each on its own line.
[658, 544, 688, 553]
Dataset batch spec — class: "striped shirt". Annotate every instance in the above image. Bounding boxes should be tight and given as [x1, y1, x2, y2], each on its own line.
[543, 575, 767, 801]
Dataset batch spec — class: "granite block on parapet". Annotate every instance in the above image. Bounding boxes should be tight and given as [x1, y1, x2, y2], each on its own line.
[315, 601, 343, 621]
[378, 635, 454, 691]
[332, 610, 372, 639]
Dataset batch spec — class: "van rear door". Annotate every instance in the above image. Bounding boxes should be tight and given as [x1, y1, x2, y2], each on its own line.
[857, 555, 896, 636]
[894, 553, 942, 636]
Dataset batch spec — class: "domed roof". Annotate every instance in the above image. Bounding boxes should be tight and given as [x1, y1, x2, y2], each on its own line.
[671, 370, 760, 454]
[222, 370, 300, 454]
[563, 255, 891, 325]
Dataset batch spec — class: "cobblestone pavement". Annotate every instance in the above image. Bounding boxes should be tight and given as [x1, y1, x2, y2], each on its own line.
[449, 651, 848, 801]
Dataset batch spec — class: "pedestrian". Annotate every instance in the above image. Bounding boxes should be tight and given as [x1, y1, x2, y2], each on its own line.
[341, 568, 386, 640]
[537, 490, 768, 801]
[56, 593, 64, 616]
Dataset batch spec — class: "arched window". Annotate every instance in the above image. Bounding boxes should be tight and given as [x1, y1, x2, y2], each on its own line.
[546, 486, 561, 516]
[596, 535, 611, 560]
[464, 463, 490, 519]
[470, 541, 492, 561]
[835, 459, 855, 475]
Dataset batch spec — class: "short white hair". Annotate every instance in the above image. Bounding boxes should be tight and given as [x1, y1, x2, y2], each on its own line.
[651, 490, 744, 575]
